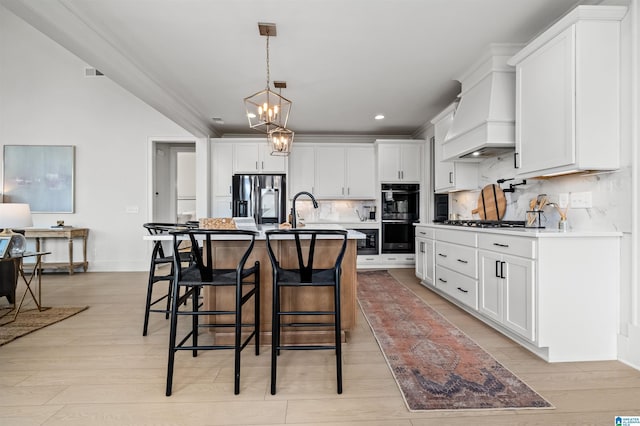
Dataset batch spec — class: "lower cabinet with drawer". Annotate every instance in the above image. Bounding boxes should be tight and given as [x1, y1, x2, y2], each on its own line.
[433, 228, 478, 309]
[479, 240, 535, 342]
[415, 225, 621, 362]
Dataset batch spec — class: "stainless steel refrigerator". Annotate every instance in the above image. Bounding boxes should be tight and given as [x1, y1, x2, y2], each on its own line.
[232, 174, 287, 224]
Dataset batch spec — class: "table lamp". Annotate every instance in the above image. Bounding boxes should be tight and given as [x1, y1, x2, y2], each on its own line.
[0, 203, 33, 256]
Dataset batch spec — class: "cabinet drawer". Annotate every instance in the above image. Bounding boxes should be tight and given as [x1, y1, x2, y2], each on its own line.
[415, 226, 434, 239]
[435, 266, 478, 310]
[435, 228, 477, 247]
[478, 234, 536, 259]
[435, 241, 477, 278]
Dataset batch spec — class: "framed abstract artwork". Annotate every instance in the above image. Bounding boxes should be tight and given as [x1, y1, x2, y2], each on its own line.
[2, 145, 75, 213]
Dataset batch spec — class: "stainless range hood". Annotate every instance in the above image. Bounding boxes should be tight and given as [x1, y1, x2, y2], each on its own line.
[442, 44, 523, 162]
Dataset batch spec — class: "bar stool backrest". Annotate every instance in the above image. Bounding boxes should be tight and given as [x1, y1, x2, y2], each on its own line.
[169, 229, 258, 281]
[265, 229, 348, 282]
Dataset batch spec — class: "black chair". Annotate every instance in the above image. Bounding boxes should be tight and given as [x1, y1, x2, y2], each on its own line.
[265, 228, 348, 395]
[166, 228, 260, 396]
[142, 223, 196, 336]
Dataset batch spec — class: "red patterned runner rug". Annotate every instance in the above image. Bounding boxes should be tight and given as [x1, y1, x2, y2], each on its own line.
[357, 270, 553, 412]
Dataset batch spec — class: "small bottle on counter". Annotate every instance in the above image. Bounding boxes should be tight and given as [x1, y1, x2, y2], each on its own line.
[558, 219, 568, 232]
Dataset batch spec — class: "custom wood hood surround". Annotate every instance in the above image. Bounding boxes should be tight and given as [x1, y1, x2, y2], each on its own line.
[442, 44, 522, 162]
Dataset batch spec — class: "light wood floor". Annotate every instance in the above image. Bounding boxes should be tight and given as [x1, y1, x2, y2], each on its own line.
[1, 268, 639, 425]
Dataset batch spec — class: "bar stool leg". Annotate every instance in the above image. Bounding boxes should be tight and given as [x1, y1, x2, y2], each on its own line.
[334, 271, 343, 394]
[166, 279, 180, 396]
[270, 278, 279, 395]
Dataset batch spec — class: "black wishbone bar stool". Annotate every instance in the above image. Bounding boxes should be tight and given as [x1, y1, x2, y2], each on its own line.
[265, 228, 348, 395]
[166, 228, 260, 396]
[142, 222, 196, 336]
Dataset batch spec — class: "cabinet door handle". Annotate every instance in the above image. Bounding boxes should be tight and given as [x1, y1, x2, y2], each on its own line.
[449, 171, 453, 184]
[342, 187, 345, 195]
[419, 231, 426, 235]
[493, 243, 509, 248]
[255, 161, 258, 170]
[514, 152, 519, 169]
[457, 287, 468, 294]
[261, 161, 264, 170]
[229, 185, 232, 194]
[401, 171, 404, 179]
[456, 259, 468, 264]
[398, 171, 401, 180]
[388, 257, 397, 261]
[500, 261, 506, 279]
[438, 253, 447, 258]
[420, 242, 425, 253]
[495, 260, 501, 278]
[438, 278, 447, 283]
[348, 187, 350, 195]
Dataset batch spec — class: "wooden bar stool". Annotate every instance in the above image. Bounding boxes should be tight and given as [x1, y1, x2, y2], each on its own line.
[265, 228, 348, 395]
[142, 223, 195, 336]
[166, 228, 260, 396]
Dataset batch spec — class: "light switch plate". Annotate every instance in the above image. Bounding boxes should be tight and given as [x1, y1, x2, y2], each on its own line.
[570, 192, 592, 209]
[558, 193, 569, 208]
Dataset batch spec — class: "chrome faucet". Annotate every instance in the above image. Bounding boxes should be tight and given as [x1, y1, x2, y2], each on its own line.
[291, 191, 318, 228]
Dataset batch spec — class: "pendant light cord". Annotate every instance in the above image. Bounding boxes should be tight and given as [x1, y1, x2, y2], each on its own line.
[265, 34, 270, 89]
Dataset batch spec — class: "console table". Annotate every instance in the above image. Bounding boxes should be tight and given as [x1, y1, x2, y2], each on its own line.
[24, 228, 89, 274]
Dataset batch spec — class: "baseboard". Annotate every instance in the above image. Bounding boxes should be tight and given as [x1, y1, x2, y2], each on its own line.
[618, 324, 640, 371]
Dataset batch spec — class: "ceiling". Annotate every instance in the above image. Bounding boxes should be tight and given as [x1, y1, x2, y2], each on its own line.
[1, 0, 588, 138]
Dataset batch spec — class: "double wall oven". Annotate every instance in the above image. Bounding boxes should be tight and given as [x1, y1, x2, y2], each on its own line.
[381, 183, 419, 253]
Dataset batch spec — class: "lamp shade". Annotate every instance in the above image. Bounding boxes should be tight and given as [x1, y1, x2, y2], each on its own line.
[0, 203, 33, 229]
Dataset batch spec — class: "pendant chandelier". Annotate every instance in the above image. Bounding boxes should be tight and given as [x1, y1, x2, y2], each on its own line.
[244, 23, 293, 140]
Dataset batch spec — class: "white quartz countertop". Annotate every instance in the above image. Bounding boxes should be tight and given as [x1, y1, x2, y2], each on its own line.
[414, 222, 622, 238]
[144, 222, 365, 241]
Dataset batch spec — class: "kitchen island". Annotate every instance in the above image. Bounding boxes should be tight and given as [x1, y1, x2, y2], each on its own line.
[146, 223, 362, 345]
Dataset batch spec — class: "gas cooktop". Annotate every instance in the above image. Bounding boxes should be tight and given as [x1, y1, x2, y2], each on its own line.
[440, 219, 527, 228]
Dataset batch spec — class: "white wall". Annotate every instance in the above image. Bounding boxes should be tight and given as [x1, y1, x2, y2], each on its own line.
[0, 8, 193, 271]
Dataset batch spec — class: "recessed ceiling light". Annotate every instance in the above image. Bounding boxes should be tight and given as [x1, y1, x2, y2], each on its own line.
[375, 114, 385, 120]
[471, 151, 480, 156]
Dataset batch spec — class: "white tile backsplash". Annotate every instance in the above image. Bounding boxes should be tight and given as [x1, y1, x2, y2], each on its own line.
[449, 153, 631, 232]
[293, 200, 377, 223]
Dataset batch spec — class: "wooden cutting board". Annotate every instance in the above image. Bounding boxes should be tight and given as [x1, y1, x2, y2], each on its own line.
[471, 184, 506, 220]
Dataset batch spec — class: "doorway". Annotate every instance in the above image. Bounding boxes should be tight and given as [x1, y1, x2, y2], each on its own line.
[151, 140, 196, 224]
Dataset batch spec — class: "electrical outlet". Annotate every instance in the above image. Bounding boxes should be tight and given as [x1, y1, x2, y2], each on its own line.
[570, 192, 592, 209]
[558, 193, 569, 208]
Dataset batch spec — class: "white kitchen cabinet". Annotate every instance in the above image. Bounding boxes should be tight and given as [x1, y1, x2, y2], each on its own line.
[509, 6, 625, 178]
[345, 145, 376, 197]
[288, 145, 316, 195]
[376, 141, 423, 183]
[431, 104, 478, 193]
[311, 145, 376, 199]
[479, 247, 535, 342]
[415, 226, 435, 285]
[233, 140, 287, 174]
[211, 142, 233, 217]
[433, 228, 478, 310]
[419, 224, 620, 362]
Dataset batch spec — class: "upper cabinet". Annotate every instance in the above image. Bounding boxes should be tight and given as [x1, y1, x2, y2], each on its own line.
[233, 140, 287, 174]
[288, 145, 316, 195]
[211, 142, 234, 217]
[288, 144, 376, 199]
[432, 103, 478, 193]
[376, 140, 423, 183]
[508, 6, 626, 178]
